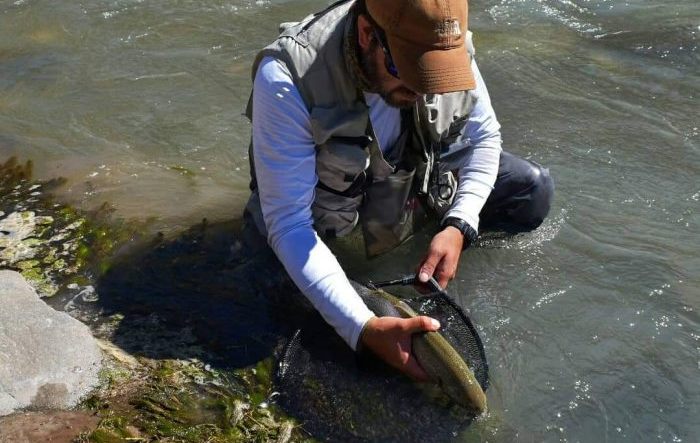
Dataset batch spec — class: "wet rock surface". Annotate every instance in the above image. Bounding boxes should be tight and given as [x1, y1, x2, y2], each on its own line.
[0, 411, 100, 443]
[0, 270, 102, 416]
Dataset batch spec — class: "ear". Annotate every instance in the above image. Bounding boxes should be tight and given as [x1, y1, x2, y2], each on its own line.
[357, 14, 374, 51]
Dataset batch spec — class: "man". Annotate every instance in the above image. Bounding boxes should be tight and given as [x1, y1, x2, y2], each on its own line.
[243, 0, 553, 381]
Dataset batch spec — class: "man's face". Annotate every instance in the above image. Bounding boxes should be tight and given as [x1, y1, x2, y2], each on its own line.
[358, 16, 421, 109]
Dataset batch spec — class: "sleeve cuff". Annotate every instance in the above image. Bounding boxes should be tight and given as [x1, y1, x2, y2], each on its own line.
[348, 309, 376, 351]
[442, 210, 479, 235]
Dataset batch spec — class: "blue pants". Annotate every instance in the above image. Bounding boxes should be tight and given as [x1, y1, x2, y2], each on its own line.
[479, 151, 555, 233]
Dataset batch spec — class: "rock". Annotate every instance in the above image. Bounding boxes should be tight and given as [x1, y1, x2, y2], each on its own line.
[0, 270, 102, 416]
[96, 339, 140, 369]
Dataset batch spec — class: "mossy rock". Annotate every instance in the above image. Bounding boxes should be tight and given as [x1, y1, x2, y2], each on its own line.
[0, 156, 146, 297]
[81, 358, 310, 443]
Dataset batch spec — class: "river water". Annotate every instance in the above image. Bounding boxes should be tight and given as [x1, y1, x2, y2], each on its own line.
[1, 0, 698, 441]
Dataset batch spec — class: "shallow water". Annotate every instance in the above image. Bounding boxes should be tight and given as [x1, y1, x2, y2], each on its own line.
[1, 0, 698, 441]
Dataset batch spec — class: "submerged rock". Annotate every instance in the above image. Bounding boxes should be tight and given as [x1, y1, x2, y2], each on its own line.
[0, 156, 145, 298]
[0, 270, 102, 416]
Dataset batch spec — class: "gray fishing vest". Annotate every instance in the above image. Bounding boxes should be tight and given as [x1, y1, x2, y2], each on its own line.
[245, 0, 478, 257]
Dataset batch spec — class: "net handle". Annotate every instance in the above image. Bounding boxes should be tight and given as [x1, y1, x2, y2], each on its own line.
[368, 274, 445, 294]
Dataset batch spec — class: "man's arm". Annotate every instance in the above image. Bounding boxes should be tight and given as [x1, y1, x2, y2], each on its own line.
[443, 59, 502, 230]
[252, 57, 374, 349]
[418, 59, 502, 288]
[252, 58, 440, 374]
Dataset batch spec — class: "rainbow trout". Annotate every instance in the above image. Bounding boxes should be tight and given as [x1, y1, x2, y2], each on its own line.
[353, 282, 487, 413]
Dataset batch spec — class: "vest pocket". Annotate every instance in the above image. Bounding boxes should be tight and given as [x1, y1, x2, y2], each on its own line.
[427, 169, 458, 218]
[361, 167, 426, 257]
[312, 188, 362, 238]
[313, 138, 371, 238]
[315, 138, 371, 195]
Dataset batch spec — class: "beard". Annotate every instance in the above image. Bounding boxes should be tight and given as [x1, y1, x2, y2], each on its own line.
[360, 41, 419, 109]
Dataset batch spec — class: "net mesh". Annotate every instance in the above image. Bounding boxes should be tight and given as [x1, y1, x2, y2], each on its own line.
[273, 279, 488, 442]
[406, 291, 489, 390]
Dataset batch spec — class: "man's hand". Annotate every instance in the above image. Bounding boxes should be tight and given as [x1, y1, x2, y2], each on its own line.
[360, 316, 441, 381]
[417, 226, 464, 289]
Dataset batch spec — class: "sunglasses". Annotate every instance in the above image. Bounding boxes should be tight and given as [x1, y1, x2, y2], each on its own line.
[372, 27, 400, 79]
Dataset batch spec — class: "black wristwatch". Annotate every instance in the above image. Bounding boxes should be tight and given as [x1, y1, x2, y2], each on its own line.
[441, 217, 478, 248]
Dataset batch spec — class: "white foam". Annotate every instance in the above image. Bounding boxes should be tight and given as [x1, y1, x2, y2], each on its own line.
[476, 208, 566, 250]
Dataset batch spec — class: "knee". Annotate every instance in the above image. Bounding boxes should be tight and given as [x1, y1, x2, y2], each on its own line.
[522, 163, 554, 230]
[483, 152, 555, 233]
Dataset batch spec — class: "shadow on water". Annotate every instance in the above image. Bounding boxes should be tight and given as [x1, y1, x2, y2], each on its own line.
[92, 218, 480, 442]
[94, 218, 297, 369]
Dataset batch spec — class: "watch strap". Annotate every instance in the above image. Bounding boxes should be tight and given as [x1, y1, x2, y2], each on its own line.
[441, 217, 478, 248]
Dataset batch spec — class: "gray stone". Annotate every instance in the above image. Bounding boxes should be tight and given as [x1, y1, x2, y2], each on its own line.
[0, 271, 102, 416]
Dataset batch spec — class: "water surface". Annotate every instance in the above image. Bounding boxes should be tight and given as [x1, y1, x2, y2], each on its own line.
[1, 0, 698, 441]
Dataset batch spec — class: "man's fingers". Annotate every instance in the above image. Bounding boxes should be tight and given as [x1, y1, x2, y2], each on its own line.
[362, 317, 439, 383]
[435, 264, 454, 289]
[404, 355, 431, 382]
[434, 264, 448, 289]
[420, 227, 464, 289]
[418, 252, 440, 283]
[403, 315, 440, 333]
[401, 318, 438, 382]
[435, 252, 458, 289]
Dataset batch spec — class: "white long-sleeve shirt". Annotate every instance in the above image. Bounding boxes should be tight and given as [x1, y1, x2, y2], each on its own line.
[251, 55, 502, 350]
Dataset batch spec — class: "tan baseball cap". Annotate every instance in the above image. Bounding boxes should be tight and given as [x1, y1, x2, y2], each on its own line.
[365, 0, 476, 94]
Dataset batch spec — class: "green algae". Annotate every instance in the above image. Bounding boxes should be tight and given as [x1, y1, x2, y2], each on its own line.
[85, 416, 135, 442]
[168, 165, 196, 177]
[0, 157, 146, 297]
[80, 358, 310, 443]
[97, 366, 132, 391]
[1, 156, 313, 442]
[0, 156, 33, 184]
